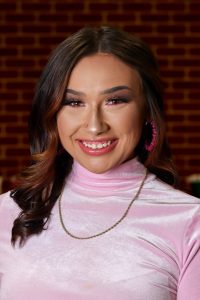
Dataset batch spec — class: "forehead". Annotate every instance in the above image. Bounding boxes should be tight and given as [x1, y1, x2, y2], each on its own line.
[67, 53, 142, 93]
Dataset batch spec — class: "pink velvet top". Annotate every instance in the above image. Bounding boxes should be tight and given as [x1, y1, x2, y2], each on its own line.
[0, 158, 200, 300]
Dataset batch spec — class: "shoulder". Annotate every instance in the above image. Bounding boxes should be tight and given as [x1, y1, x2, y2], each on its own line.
[0, 190, 19, 210]
[0, 191, 20, 229]
[144, 174, 200, 205]
[141, 175, 200, 234]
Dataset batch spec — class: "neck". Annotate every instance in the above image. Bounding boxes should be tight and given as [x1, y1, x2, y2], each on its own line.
[65, 157, 148, 196]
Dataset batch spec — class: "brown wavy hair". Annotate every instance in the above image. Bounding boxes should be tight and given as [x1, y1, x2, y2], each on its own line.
[11, 26, 177, 247]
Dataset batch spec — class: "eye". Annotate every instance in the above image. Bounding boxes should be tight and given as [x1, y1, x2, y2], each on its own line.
[63, 98, 84, 107]
[106, 96, 129, 105]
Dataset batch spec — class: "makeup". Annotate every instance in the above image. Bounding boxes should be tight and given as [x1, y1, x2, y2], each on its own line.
[77, 139, 118, 156]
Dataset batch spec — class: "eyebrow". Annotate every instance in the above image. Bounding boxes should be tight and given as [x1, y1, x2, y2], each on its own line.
[66, 85, 133, 96]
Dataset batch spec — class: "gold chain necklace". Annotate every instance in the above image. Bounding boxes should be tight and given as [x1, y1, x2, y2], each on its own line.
[58, 169, 148, 240]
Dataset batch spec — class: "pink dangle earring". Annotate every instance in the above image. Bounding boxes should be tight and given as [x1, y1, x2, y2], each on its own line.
[144, 121, 157, 152]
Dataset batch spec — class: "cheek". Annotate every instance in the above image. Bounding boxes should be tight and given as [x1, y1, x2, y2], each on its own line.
[116, 108, 144, 135]
[57, 110, 79, 139]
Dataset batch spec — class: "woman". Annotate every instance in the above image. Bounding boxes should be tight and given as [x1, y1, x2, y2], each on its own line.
[0, 26, 200, 300]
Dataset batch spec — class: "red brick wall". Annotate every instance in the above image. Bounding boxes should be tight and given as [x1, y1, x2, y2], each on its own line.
[0, 0, 200, 193]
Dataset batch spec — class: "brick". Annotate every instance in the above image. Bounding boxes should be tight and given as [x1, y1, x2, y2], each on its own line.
[166, 114, 185, 122]
[173, 59, 200, 67]
[173, 81, 200, 89]
[6, 125, 28, 134]
[188, 93, 200, 100]
[0, 93, 18, 100]
[157, 47, 185, 55]
[22, 70, 42, 78]
[0, 137, 18, 144]
[0, 159, 19, 168]
[123, 25, 153, 33]
[161, 70, 184, 78]
[21, 115, 29, 123]
[22, 25, 53, 33]
[188, 114, 200, 121]
[6, 81, 36, 90]
[141, 14, 169, 22]
[189, 3, 200, 11]
[22, 92, 34, 99]
[22, 137, 29, 144]
[0, 2, 16, 10]
[22, 48, 51, 56]
[5, 13, 35, 22]
[165, 92, 184, 100]
[156, 25, 185, 34]
[21, 3, 51, 10]
[173, 14, 200, 22]
[6, 37, 35, 45]
[0, 115, 18, 122]
[172, 103, 200, 110]
[188, 137, 200, 143]
[157, 59, 169, 67]
[38, 58, 48, 68]
[190, 48, 200, 55]
[156, 3, 185, 11]
[107, 13, 135, 22]
[122, 2, 152, 10]
[38, 14, 69, 22]
[189, 71, 200, 77]
[0, 70, 18, 78]
[174, 37, 200, 44]
[6, 148, 29, 156]
[0, 25, 18, 33]
[55, 25, 81, 33]
[5, 103, 31, 111]
[6, 59, 36, 67]
[172, 147, 200, 155]
[89, 3, 118, 11]
[190, 25, 200, 33]
[38, 36, 64, 45]
[143, 36, 169, 45]
[189, 159, 200, 166]
[0, 48, 18, 56]
[55, 2, 84, 10]
[168, 136, 186, 144]
[73, 13, 102, 22]
[172, 124, 200, 133]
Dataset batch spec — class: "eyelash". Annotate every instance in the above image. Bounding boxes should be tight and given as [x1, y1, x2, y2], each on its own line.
[63, 97, 129, 107]
[106, 97, 129, 105]
[63, 99, 84, 107]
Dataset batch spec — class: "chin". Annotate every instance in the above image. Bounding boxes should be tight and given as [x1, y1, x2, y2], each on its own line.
[80, 161, 114, 174]
[81, 158, 128, 174]
[86, 166, 110, 174]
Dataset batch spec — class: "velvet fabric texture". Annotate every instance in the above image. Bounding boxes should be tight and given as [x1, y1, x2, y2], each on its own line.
[0, 158, 200, 299]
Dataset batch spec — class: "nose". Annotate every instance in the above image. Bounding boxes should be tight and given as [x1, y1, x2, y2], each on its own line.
[85, 108, 109, 135]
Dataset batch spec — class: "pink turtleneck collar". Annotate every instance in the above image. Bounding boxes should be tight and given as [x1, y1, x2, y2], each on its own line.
[65, 157, 152, 197]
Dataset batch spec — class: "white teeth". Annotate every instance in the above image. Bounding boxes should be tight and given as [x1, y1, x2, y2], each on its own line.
[82, 140, 112, 149]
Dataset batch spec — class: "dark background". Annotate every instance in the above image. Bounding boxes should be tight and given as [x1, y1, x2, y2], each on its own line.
[0, 0, 200, 193]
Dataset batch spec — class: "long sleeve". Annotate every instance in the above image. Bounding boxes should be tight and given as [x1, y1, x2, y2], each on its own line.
[1, 159, 200, 299]
[177, 208, 200, 299]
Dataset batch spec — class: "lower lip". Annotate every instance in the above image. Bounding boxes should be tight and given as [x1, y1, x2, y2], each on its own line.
[77, 140, 118, 156]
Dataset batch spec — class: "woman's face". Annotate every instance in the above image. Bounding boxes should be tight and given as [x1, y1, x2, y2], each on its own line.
[57, 53, 145, 173]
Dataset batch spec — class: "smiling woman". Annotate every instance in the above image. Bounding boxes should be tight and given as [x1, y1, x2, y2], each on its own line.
[0, 27, 200, 300]
[57, 54, 145, 173]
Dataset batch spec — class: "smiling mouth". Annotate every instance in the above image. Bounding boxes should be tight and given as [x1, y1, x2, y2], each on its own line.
[82, 140, 112, 149]
[77, 139, 118, 155]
